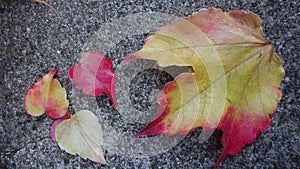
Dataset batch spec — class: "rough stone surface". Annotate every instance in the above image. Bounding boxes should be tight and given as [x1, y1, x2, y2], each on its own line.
[0, 0, 299, 168]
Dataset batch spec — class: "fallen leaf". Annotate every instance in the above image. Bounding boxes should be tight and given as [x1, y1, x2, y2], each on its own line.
[55, 110, 106, 164]
[24, 68, 69, 119]
[69, 52, 116, 106]
[50, 111, 71, 142]
[127, 8, 284, 165]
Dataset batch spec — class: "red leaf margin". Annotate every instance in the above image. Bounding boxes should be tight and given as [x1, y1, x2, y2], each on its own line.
[212, 106, 273, 166]
[24, 68, 69, 119]
[50, 111, 72, 142]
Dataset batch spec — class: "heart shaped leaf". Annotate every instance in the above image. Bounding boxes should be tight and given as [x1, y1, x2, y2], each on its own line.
[69, 52, 116, 106]
[24, 68, 69, 119]
[55, 110, 106, 164]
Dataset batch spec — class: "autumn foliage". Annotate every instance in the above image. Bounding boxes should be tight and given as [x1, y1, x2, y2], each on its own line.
[24, 8, 284, 166]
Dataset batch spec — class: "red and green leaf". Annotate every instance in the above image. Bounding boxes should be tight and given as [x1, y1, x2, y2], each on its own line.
[69, 52, 116, 106]
[24, 68, 69, 119]
[128, 8, 284, 165]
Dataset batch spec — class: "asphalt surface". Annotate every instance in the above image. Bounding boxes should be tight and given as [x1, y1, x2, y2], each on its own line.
[0, 0, 299, 168]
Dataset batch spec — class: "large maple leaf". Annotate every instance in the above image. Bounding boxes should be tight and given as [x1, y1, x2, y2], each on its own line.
[126, 8, 284, 165]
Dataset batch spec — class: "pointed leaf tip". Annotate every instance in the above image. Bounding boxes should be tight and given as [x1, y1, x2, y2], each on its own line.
[123, 54, 138, 62]
[213, 106, 273, 166]
[24, 68, 69, 119]
[133, 118, 165, 137]
[69, 52, 116, 107]
[49, 67, 59, 75]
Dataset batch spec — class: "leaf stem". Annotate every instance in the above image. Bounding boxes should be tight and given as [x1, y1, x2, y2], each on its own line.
[33, 0, 58, 14]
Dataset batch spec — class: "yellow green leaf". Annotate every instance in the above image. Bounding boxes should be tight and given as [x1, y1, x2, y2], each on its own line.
[24, 68, 69, 119]
[128, 8, 284, 165]
[55, 110, 106, 164]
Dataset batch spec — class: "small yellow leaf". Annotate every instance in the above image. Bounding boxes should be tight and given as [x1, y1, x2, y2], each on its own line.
[55, 110, 106, 164]
[24, 68, 69, 119]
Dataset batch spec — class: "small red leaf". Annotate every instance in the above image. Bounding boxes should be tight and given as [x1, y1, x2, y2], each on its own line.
[69, 52, 116, 106]
[24, 68, 69, 119]
[212, 106, 272, 166]
[50, 111, 72, 142]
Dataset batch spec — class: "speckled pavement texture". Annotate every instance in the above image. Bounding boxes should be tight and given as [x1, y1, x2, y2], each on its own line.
[0, 0, 299, 168]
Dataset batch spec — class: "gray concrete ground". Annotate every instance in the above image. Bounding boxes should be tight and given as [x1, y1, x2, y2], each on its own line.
[0, 0, 299, 168]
